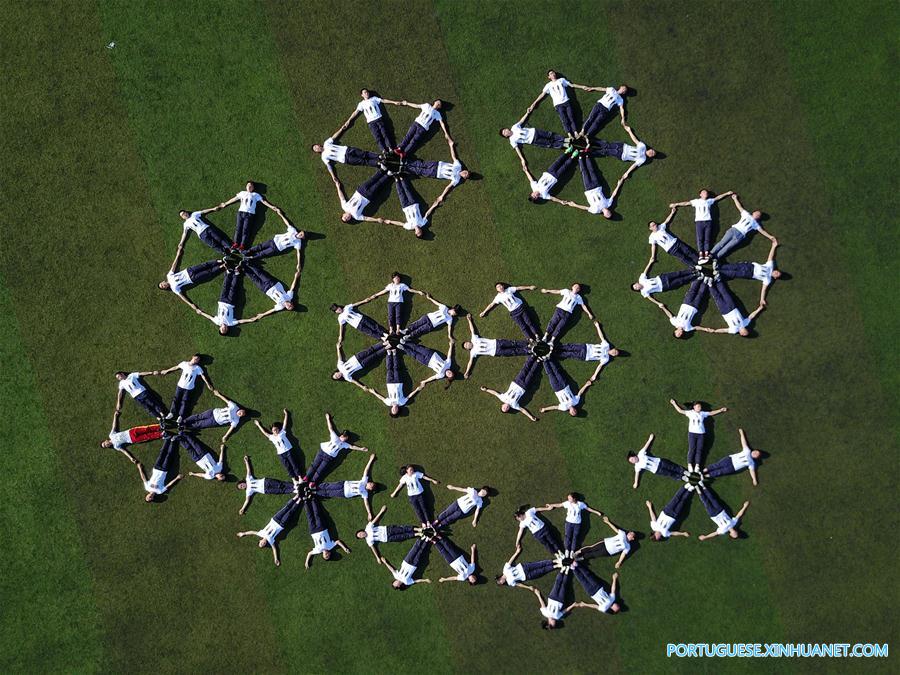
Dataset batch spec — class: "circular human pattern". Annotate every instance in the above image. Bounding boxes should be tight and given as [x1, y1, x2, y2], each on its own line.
[506, 74, 655, 217]
[318, 92, 468, 238]
[634, 191, 782, 338]
[106, 358, 247, 500]
[331, 276, 459, 416]
[159, 183, 307, 334]
[471, 284, 619, 420]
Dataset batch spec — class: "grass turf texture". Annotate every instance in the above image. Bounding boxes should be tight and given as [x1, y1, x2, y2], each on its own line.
[1, 0, 897, 672]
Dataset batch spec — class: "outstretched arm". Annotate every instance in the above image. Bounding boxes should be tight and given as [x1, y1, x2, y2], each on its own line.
[645, 500, 657, 522]
[333, 109, 361, 140]
[522, 91, 547, 122]
[390, 479, 404, 498]
[282, 408, 290, 430]
[421, 473, 440, 485]
[710, 406, 728, 416]
[520, 406, 538, 422]
[735, 501, 751, 520]
[253, 420, 269, 438]
[581, 300, 595, 321]
[170, 230, 190, 273]
[623, 122, 641, 145]
[356, 288, 388, 306]
[164, 474, 182, 491]
[669, 399, 687, 414]
[713, 190, 734, 203]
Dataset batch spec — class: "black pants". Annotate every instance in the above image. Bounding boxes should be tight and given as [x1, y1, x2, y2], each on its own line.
[347, 145, 382, 167]
[199, 224, 233, 254]
[187, 259, 224, 286]
[547, 152, 575, 180]
[663, 485, 693, 520]
[669, 239, 700, 267]
[219, 270, 240, 305]
[409, 492, 432, 524]
[305, 497, 326, 534]
[316, 482, 346, 498]
[387, 302, 404, 329]
[513, 355, 542, 390]
[368, 119, 396, 152]
[358, 170, 392, 201]
[264, 477, 295, 494]
[135, 390, 167, 418]
[688, 432, 705, 466]
[171, 386, 197, 419]
[543, 359, 567, 392]
[154, 437, 179, 472]
[435, 501, 465, 527]
[386, 350, 402, 384]
[243, 263, 278, 295]
[246, 239, 283, 259]
[549, 570, 570, 603]
[496, 339, 531, 356]
[510, 305, 540, 340]
[683, 278, 709, 310]
[573, 565, 602, 597]
[235, 211, 253, 248]
[545, 307, 574, 339]
[523, 559, 555, 581]
[178, 433, 207, 463]
[657, 458, 689, 480]
[718, 262, 754, 282]
[435, 537, 465, 565]
[532, 128, 567, 149]
[593, 139, 625, 160]
[706, 456, 738, 478]
[583, 102, 615, 136]
[405, 315, 440, 340]
[564, 521, 582, 552]
[661, 269, 698, 292]
[278, 448, 304, 481]
[401, 341, 435, 368]
[403, 158, 440, 179]
[274, 497, 303, 527]
[554, 102, 579, 135]
[533, 526, 562, 554]
[386, 525, 417, 542]
[183, 408, 218, 430]
[695, 220, 713, 253]
[394, 177, 421, 209]
[710, 280, 737, 315]
[353, 342, 386, 370]
[399, 122, 430, 154]
[698, 487, 727, 517]
[556, 343, 588, 360]
[404, 537, 430, 566]
[307, 450, 336, 483]
[578, 155, 602, 192]
[352, 313, 389, 340]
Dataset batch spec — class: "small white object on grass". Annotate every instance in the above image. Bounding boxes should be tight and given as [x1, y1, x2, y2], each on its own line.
[107, 41, 116, 49]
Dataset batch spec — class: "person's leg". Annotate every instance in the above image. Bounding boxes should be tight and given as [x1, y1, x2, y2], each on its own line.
[578, 155, 601, 192]
[305, 497, 325, 533]
[273, 497, 302, 527]
[534, 527, 562, 554]
[199, 224, 233, 254]
[709, 281, 737, 315]
[683, 279, 708, 309]
[495, 339, 532, 357]
[662, 485, 693, 519]
[308, 451, 335, 483]
[243, 263, 276, 295]
[710, 228, 742, 258]
[402, 342, 434, 368]
[183, 408, 217, 430]
[532, 128, 567, 149]
[356, 342, 387, 370]
[688, 432, 705, 467]
[554, 102, 578, 135]
[695, 220, 712, 253]
[523, 559, 556, 581]
[358, 170, 392, 201]
[263, 477, 296, 494]
[345, 146, 381, 167]
[669, 239, 700, 267]
[178, 433, 205, 463]
[218, 270, 240, 306]
[555, 343, 587, 361]
[434, 538, 461, 565]
[547, 152, 575, 179]
[245, 238, 280, 259]
[234, 211, 251, 247]
[404, 315, 433, 340]
[355, 313, 389, 340]
[548, 571, 570, 604]
[399, 122, 427, 154]
[512, 356, 539, 390]
[405, 537, 429, 566]
[543, 359, 567, 392]
[656, 457, 689, 480]
[130, 424, 163, 444]
[277, 450, 303, 481]
[583, 103, 613, 136]
[403, 158, 439, 179]
[388, 302, 402, 331]
[395, 177, 416, 209]
[316, 482, 346, 499]
[187, 259, 224, 285]
[154, 437, 179, 471]
[368, 119, 396, 152]
[409, 493, 432, 524]
[564, 521, 582, 552]
[545, 308, 571, 340]
[435, 501, 464, 527]
[386, 525, 417, 542]
[572, 565, 602, 596]
[660, 269, 699, 292]
[697, 487, 726, 517]
[705, 456, 737, 478]
[135, 390, 168, 418]
[170, 387, 188, 418]
[717, 262, 754, 282]
[592, 140, 624, 159]
[510, 305, 540, 340]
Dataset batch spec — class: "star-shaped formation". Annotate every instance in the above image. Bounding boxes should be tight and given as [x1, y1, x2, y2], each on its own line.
[635, 402, 759, 543]
[472, 283, 619, 420]
[331, 274, 460, 416]
[316, 90, 468, 238]
[160, 181, 307, 335]
[498, 496, 636, 628]
[105, 357, 248, 501]
[634, 191, 782, 338]
[506, 72, 656, 217]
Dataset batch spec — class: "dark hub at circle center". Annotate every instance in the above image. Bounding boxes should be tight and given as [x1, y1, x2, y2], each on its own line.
[378, 152, 408, 176]
[422, 526, 437, 538]
[532, 340, 552, 358]
[568, 136, 590, 152]
[688, 471, 702, 486]
[696, 260, 717, 279]
[386, 334, 402, 349]
[561, 556, 574, 567]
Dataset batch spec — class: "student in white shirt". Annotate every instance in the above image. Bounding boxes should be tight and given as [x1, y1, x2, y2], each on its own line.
[158, 259, 225, 296]
[480, 282, 541, 340]
[704, 428, 762, 486]
[646, 487, 693, 541]
[355, 271, 425, 334]
[403, 294, 460, 340]
[182, 389, 246, 445]
[594, 123, 657, 169]
[462, 314, 531, 378]
[513, 505, 562, 554]
[479, 355, 542, 422]
[401, 341, 455, 387]
[582, 84, 629, 136]
[213, 181, 283, 249]
[670, 189, 734, 262]
[708, 279, 764, 337]
[568, 570, 621, 615]
[576, 517, 636, 570]
[243, 263, 296, 314]
[330, 88, 404, 152]
[355, 505, 419, 562]
[657, 278, 709, 338]
[522, 571, 571, 630]
[495, 552, 560, 587]
[253, 408, 304, 480]
[576, 154, 616, 218]
[543, 493, 604, 555]
[332, 341, 386, 383]
[627, 434, 689, 488]
[395, 99, 444, 154]
[383, 538, 433, 589]
[434, 484, 490, 527]
[631, 268, 697, 298]
[236, 455, 296, 515]
[180, 433, 227, 482]
[305, 412, 370, 485]
[114, 370, 167, 418]
[156, 354, 211, 421]
[500, 123, 567, 149]
[338, 170, 393, 223]
[711, 193, 777, 259]
[717, 239, 782, 308]
[311, 138, 381, 167]
[539, 359, 589, 417]
[174, 208, 232, 265]
[541, 283, 594, 341]
[670, 399, 728, 470]
[392, 175, 428, 238]
[237, 496, 303, 567]
[135, 438, 182, 503]
[404, 157, 471, 187]
[360, 351, 426, 417]
[436, 541, 478, 585]
[553, 320, 620, 388]
[100, 401, 163, 464]
[696, 485, 750, 541]
[390, 464, 440, 526]
[332, 302, 390, 342]
[647, 210, 700, 267]
[303, 497, 351, 569]
[530, 70, 604, 135]
[246, 210, 306, 259]
[527, 153, 576, 202]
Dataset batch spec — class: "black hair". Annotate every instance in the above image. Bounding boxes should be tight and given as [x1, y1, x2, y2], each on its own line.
[451, 304, 463, 314]
[340, 429, 350, 438]
[115, 371, 127, 378]
[399, 465, 412, 475]
[330, 303, 342, 312]
[391, 271, 401, 278]
[495, 282, 510, 289]
[627, 451, 636, 459]
[480, 485, 490, 493]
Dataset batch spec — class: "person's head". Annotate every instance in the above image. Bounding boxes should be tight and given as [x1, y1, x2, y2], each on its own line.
[673, 327, 685, 339]
[341, 212, 353, 223]
[414, 226, 423, 238]
[402, 464, 415, 476]
[330, 303, 343, 314]
[500, 403, 512, 413]
[246, 181, 256, 192]
[728, 528, 739, 540]
[692, 402, 702, 412]
[567, 406, 578, 417]
[617, 84, 628, 95]
[609, 347, 620, 357]
[652, 531, 663, 541]
[738, 327, 750, 337]
[601, 208, 612, 219]
[390, 404, 400, 417]
[360, 88, 370, 99]
[115, 371, 127, 381]
[218, 325, 229, 336]
[339, 429, 351, 442]
[646, 148, 657, 159]
[432, 99, 442, 110]
[444, 370, 455, 381]
[391, 271, 401, 284]
[627, 451, 638, 464]
[466, 574, 477, 585]
[752, 209, 762, 220]
[571, 282, 582, 294]
[495, 574, 508, 586]
[463, 340, 474, 350]
[771, 269, 782, 280]
[322, 549, 332, 561]
[355, 529, 367, 540]
[258, 538, 268, 548]
[449, 304, 462, 317]
[529, 191, 542, 202]
[699, 189, 709, 199]
[214, 472, 226, 481]
[237, 481, 247, 490]
[179, 210, 190, 220]
[566, 493, 577, 503]
[271, 422, 283, 434]
[751, 449, 761, 459]
[145, 492, 157, 503]
[392, 580, 406, 590]
[235, 408, 246, 418]
[158, 280, 171, 291]
[547, 69, 558, 80]
[609, 602, 621, 614]
[648, 220, 659, 232]
[311, 143, 323, 153]
[500, 128, 512, 138]
[542, 618, 559, 630]
[495, 282, 509, 292]
[477, 486, 489, 498]
[626, 531, 636, 542]
[514, 509, 526, 521]
[283, 301, 295, 311]
[331, 370, 344, 381]
[190, 354, 201, 365]
[459, 169, 470, 181]
[365, 480, 376, 492]
[100, 439, 113, 448]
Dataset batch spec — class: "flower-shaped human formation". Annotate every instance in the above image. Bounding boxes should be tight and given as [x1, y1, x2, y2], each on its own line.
[504, 70, 656, 218]
[314, 89, 468, 238]
[159, 181, 307, 334]
[497, 495, 635, 628]
[633, 401, 761, 543]
[470, 283, 619, 420]
[370, 466, 488, 590]
[103, 355, 248, 501]
[633, 191, 783, 338]
[330, 273, 460, 416]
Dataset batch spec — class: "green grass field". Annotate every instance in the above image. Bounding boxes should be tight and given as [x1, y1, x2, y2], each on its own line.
[1, 1, 897, 672]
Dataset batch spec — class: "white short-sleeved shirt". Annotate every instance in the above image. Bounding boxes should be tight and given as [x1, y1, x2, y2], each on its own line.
[343, 477, 369, 499]
[604, 529, 631, 556]
[585, 341, 611, 364]
[212, 400, 242, 428]
[177, 361, 203, 390]
[273, 227, 304, 252]
[493, 287, 522, 312]
[401, 471, 424, 496]
[386, 383, 408, 406]
[634, 448, 660, 474]
[456, 487, 483, 514]
[269, 429, 292, 455]
[621, 142, 647, 166]
[731, 446, 755, 471]
[564, 500, 587, 524]
[713, 511, 739, 535]
[648, 224, 677, 252]
[638, 273, 663, 298]
[394, 561, 417, 586]
[503, 562, 527, 587]
[166, 269, 192, 295]
[556, 289, 584, 313]
[555, 386, 580, 410]
[265, 284, 293, 311]
[518, 507, 545, 533]
[752, 261, 774, 285]
[244, 474, 265, 497]
[542, 78, 571, 105]
[337, 356, 361, 381]
[723, 309, 750, 334]
[144, 468, 167, 495]
[690, 197, 716, 221]
[450, 556, 475, 581]
[236, 190, 263, 214]
[320, 430, 350, 458]
[531, 172, 557, 199]
[364, 522, 387, 545]
[338, 305, 363, 328]
[108, 429, 131, 449]
[686, 410, 710, 434]
[214, 302, 236, 328]
[426, 305, 452, 328]
[402, 204, 427, 230]
[196, 453, 224, 480]
[414, 103, 442, 130]
[427, 353, 452, 377]
[541, 600, 565, 621]
[385, 282, 410, 303]
[499, 382, 525, 410]
[311, 529, 337, 554]
[341, 192, 369, 220]
[670, 304, 698, 331]
[119, 373, 146, 398]
[598, 86, 623, 110]
[732, 210, 760, 236]
[508, 123, 536, 147]
[259, 519, 283, 547]
[436, 160, 464, 186]
[591, 588, 616, 613]
[651, 512, 675, 538]
[320, 138, 347, 164]
[183, 211, 209, 235]
[585, 187, 612, 214]
[469, 336, 497, 356]
[356, 96, 383, 123]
